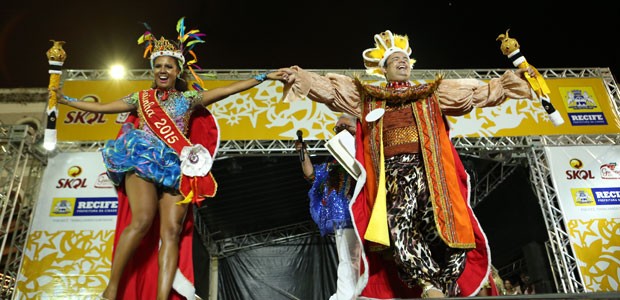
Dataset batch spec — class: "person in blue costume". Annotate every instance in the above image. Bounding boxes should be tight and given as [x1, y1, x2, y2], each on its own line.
[295, 113, 360, 300]
[54, 18, 284, 300]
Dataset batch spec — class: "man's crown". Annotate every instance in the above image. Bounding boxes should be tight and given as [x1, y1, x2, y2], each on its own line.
[362, 30, 416, 77]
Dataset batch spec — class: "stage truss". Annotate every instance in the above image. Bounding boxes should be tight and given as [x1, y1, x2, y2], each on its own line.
[1, 67, 618, 296]
[0, 125, 45, 297]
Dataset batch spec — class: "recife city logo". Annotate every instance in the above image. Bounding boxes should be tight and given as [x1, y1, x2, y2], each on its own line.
[49, 165, 118, 217]
[563, 88, 607, 126]
[566, 158, 620, 207]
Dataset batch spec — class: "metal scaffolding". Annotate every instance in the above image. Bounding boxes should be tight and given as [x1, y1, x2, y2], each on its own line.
[0, 67, 617, 297]
[0, 125, 46, 297]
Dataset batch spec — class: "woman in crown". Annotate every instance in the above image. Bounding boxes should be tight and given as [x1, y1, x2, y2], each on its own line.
[55, 18, 283, 300]
[279, 31, 536, 298]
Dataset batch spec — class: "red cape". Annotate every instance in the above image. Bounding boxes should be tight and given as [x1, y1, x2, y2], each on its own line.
[351, 122, 495, 298]
[112, 107, 219, 299]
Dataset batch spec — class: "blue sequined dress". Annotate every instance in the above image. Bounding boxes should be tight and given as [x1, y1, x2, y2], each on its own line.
[308, 160, 355, 236]
[102, 89, 201, 190]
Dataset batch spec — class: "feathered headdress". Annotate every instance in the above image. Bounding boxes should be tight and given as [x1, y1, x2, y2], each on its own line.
[137, 17, 207, 88]
[362, 30, 415, 78]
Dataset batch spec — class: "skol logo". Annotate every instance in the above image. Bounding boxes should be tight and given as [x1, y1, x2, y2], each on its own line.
[57, 165, 88, 189]
[63, 95, 107, 125]
[68, 166, 82, 177]
[569, 158, 583, 169]
[565, 158, 595, 180]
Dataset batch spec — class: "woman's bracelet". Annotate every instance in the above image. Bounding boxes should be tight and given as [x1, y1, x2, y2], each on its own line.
[253, 73, 268, 82]
[63, 95, 78, 102]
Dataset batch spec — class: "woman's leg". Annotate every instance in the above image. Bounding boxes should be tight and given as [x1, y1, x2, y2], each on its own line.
[102, 173, 158, 300]
[156, 192, 189, 300]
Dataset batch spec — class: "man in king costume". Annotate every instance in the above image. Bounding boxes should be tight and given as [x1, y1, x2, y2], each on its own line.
[279, 30, 536, 298]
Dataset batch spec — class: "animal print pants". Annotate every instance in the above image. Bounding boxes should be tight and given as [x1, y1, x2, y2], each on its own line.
[385, 153, 467, 296]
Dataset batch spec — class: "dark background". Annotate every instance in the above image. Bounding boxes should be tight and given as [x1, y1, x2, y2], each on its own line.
[1, 1, 618, 88]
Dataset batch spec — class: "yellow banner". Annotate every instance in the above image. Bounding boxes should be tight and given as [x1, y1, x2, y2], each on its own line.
[59, 77, 620, 142]
[448, 77, 620, 137]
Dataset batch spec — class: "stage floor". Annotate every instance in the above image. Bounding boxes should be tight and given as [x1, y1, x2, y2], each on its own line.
[359, 292, 620, 300]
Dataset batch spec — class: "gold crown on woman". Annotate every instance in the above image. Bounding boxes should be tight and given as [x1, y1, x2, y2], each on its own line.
[362, 30, 416, 77]
[150, 37, 186, 65]
[137, 17, 205, 73]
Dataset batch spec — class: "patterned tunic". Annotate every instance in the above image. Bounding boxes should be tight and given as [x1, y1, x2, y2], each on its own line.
[102, 89, 202, 190]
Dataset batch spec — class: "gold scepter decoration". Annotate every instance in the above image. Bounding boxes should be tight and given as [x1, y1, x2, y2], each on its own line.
[496, 29, 564, 126]
[44, 40, 67, 150]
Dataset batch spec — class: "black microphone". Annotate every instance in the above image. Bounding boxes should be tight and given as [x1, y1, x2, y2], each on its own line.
[296, 130, 305, 162]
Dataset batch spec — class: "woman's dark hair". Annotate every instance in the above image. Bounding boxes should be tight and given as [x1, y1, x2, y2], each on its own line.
[175, 71, 190, 91]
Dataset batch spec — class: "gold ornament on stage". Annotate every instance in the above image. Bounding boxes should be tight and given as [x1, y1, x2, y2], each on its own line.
[496, 29, 564, 126]
[44, 40, 67, 150]
[46, 40, 67, 61]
